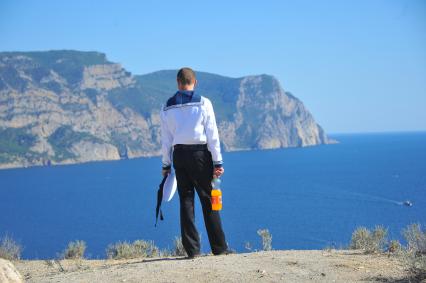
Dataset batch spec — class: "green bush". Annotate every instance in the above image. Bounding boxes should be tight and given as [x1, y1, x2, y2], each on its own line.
[0, 234, 22, 260]
[257, 229, 272, 251]
[48, 125, 103, 161]
[0, 127, 37, 155]
[62, 240, 86, 259]
[350, 226, 388, 253]
[106, 240, 159, 259]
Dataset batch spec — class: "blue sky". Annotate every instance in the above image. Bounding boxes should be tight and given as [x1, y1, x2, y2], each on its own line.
[1, 0, 425, 133]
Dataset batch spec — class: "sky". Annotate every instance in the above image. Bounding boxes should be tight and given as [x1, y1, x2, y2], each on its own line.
[0, 0, 425, 134]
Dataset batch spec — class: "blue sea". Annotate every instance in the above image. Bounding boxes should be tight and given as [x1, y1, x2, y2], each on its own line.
[0, 132, 425, 259]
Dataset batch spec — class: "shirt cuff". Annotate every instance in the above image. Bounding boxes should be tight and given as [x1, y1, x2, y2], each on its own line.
[162, 164, 171, 170]
[213, 160, 223, 168]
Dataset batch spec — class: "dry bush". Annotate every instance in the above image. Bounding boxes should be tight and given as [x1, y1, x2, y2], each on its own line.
[388, 240, 402, 254]
[402, 223, 426, 276]
[106, 239, 159, 259]
[173, 236, 186, 256]
[62, 240, 86, 259]
[350, 226, 388, 253]
[159, 248, 172, 257]
[257, 229, 272, 251]
[0, 234, 22, 260]
[244, 241, 253, 252]
[403, 224, 426, 255]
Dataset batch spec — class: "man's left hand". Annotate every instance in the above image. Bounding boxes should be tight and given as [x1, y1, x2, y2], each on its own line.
[162, 168, 171, 177]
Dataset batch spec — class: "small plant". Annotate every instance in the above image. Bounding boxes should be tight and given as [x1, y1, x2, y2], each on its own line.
[159, 248, 172, 257]
[349, 226, 388, 253]
[388, 240, 402, 254]
[244, 241, 253, 252]
[173, 236, 186, 256]
[106, 239, 159, 259]
[0, 234, 22, 260]
[257, 229, 272, 251]
[106, 241, 132, 259]
[133, 240, 159, 257]
[402, 223, 426, 275]
[62, 240, 86, 259]
[403, 223, 426, 255]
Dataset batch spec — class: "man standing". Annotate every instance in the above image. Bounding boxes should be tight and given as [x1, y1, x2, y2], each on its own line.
[160, 67, 228, 258]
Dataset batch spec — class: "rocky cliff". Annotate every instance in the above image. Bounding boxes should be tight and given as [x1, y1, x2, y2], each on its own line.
[0, 50, 330, 169]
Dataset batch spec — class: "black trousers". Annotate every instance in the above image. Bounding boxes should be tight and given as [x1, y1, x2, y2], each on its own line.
[173, 145, 227, 256]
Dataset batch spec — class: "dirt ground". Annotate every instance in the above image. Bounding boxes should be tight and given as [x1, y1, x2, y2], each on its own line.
[13, 250, 418, 283]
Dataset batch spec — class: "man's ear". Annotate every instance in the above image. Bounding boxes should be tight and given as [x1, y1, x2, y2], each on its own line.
[193, 79, 198, 88]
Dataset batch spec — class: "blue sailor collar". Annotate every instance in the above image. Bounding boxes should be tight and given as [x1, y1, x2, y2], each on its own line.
[176, 90, 195, 96]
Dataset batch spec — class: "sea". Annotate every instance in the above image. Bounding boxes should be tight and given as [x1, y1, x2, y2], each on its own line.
[0, 132, 425, 259]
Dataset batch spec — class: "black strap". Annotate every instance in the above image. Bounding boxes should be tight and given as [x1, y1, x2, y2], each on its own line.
[155, 175, 168, 227]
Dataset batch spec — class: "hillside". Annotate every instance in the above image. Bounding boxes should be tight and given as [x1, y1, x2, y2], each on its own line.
[0, 50, 330, 169]
[11, 250, 410, 283]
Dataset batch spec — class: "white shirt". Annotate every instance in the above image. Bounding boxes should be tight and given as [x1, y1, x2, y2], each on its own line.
[160, 91, 223, 168]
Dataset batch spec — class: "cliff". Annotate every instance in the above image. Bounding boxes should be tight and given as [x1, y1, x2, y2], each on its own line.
[0, 50, 330, 169]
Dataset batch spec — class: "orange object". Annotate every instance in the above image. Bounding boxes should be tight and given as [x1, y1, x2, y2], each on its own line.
[211, 188, 222, 211]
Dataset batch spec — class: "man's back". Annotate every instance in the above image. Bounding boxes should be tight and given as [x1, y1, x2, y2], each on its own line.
[161, 90, 222, 169]
[160, 67, 228, 258]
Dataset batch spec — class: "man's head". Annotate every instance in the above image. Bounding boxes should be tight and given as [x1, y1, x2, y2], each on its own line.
[177, 67, 197, 90]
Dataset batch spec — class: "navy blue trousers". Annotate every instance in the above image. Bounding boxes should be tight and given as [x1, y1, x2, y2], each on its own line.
[173, 145, 227, 256]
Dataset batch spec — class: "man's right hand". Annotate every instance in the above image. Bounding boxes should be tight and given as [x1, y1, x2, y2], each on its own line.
[213, 167, 224, 178]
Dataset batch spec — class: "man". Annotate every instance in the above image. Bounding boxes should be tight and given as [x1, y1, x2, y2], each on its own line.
[160, 67, 228, 258]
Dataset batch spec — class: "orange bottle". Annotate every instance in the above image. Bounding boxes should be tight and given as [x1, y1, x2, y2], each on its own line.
[211, 177, 222, 211]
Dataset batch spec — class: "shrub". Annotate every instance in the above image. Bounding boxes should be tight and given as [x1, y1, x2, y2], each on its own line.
[159, 248, 172, 257]
[173, 236, 186, 256]
[257, 229, 272, 251]
[402, 224, 426, 275]
[106, 240, 159, 259]
[403, 224, 426, 255]
[133, 240, 159, 257]
[62, 240, 86, 259]
[350, 226, 388, 253]
[244, 241, 253, 252]
[0, 234, 22, 260]
[388, 240, 402, 254]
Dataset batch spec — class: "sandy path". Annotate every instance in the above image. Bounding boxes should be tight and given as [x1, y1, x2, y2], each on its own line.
[14, 250, 410, 283]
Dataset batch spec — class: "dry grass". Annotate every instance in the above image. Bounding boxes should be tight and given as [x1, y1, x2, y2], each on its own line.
[401, 223, 426, 278]
[172, 236, 186, 256]
[62, 240, 86, 259]
[0, 234, 22, 260]
[349, 226, 387, 253]
[257, 229, 272, 251]
[106, 240, 159, 259]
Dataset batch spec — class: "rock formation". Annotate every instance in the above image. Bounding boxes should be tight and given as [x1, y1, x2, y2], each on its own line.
[0, 50, 330, 169]
[0, 259, 24, 283]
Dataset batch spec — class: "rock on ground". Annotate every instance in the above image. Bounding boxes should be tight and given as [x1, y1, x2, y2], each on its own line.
[0, 258, 24, 283]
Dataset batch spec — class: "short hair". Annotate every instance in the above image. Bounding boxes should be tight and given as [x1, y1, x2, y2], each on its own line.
[177, 67, 196, 85]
